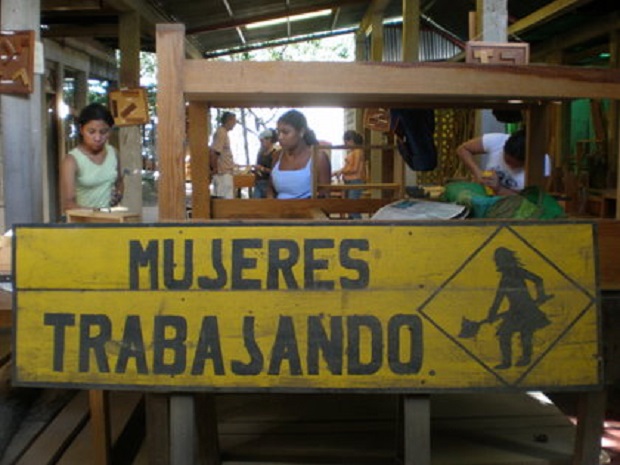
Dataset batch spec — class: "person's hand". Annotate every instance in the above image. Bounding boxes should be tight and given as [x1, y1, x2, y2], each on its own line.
[480, 170, 499, 192]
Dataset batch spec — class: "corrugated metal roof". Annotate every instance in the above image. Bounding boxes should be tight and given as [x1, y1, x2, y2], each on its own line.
[39, 0, 619, 64]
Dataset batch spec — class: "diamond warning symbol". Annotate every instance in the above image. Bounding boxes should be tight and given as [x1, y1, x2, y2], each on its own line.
[419, 225, 599, 388]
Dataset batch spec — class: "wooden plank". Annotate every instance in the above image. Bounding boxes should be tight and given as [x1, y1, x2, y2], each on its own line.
[156, 24, 187, 221]
[15, 391, 90, 465]
[182, 60, 620, 107]
[210, 198, 391, 219]
[89, 390, 111, 465]
[13, 222, 601, 392]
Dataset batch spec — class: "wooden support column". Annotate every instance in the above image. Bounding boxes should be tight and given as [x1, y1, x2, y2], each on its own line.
[188, 102, 211, 219]
[156, 24, 187, 220]
[526, 104, 551, 188]
[572, 390, 606, 465]
[119, 11, 143, 216]
[401, 0, 420, 188]
[0, 0, 44, 229]
[89, 390, 111, 465]
[370, 13, 384, 193]
[402, 0, 420, 63]
[74, 70, 88, 116]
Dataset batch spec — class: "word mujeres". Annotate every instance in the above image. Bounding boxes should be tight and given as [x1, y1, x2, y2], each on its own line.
[44, 312, 423, 377]
[129, 238, 370, 290]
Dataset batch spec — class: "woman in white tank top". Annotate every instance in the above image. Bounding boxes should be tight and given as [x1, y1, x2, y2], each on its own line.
[268, 110, 331, 199]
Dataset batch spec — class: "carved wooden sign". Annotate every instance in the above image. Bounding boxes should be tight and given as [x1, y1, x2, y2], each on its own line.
[13, 221, 601, 392]
[0, 30, 35, 94]
[466, 41, 530, 65]
[109, 87, 149, 126]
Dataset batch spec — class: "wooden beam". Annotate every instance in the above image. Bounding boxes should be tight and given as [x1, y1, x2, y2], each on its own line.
[156, 24, 187, 221]
[358, 0, 391, 36]
[42, 0, 102, 10]
[182, 61, 620, 107]
[42, 24, 118, 38]
[508, 0, 593, 37]
[104, 0, 202, 57]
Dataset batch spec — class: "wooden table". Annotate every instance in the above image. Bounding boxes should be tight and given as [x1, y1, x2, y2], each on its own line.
[66, 209, 141, 223]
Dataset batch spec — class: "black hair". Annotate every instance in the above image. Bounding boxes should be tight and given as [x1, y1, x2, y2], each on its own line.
[277, 109, 318, 145]
[504, 129, 526, 162]
[492, 109, 523, 124]
[343, 129, 363, 145]
[78, 103, 115, 128]
[220, 111, 236, 125]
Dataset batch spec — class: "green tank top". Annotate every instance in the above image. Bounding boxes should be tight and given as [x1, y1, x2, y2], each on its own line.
[70, 145, 118, 208]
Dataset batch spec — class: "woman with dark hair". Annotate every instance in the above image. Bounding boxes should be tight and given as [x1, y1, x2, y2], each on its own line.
[334, 129, 366, 218]
[269, 109, 331, 199]
[61, 103, 123, 211]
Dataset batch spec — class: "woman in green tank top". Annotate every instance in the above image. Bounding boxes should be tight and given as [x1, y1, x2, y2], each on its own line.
[61, 103, 123, 212]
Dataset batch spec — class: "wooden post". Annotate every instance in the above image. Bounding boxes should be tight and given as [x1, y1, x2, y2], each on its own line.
[403, 395, 431, 465]
[401, 0, 420, 189]
[119, 11, 143, 216]
[402, 0, 420, 63]
[0, 0, 45, 228]
[156, 24, 187, 221]
[146, 394, 171, 465]
[572, 390, 606, 465]
[370, 13, 384, 194]
[89, 390, 111, 465]
[188, 102, 211, 219]
[525, 104, 551, 188]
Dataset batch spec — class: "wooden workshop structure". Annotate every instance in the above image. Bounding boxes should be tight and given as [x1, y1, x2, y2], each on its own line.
[3, 1, 620, 465]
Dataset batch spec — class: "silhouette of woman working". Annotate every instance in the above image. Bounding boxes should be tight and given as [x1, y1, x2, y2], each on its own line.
[487, 247, 553, 369]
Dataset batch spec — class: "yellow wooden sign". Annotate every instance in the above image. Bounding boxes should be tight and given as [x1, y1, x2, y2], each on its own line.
[13, 222, 601, 392]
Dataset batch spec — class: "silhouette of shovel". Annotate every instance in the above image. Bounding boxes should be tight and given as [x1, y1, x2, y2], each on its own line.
[458, 313, 505, 339]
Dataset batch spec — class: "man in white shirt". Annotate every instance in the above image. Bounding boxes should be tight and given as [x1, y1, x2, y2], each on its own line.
[456, 129, 526, 196]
